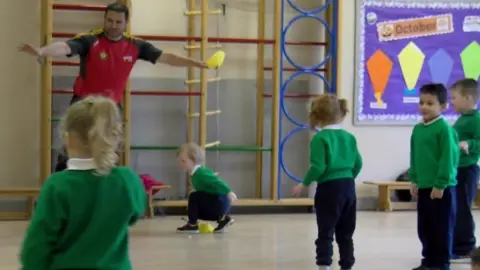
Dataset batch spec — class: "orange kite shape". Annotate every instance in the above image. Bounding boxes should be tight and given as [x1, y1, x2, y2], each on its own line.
[366, 49, 393, 96]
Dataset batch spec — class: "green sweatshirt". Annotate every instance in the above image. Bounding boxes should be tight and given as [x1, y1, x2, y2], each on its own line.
[409, 117, 459, 189]
[191, 166, 232, 195]
[21, 166, 146, 270]
[302, 127, 363, 186]
[453, 109, 480, 167]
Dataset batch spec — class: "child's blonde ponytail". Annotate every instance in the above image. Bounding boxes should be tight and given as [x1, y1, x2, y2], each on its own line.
[61, 96, 122, 175]
[87, 98, 122, 175]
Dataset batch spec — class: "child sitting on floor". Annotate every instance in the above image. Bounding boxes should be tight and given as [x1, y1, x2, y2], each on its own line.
[20, 96, 146, 270]
[177, 142, 237, 233]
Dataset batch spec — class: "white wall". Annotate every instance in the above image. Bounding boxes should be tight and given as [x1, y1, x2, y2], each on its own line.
[0, 1, 412, 203]
[339, 3, 411, 198]
[0, 1, 40, 187]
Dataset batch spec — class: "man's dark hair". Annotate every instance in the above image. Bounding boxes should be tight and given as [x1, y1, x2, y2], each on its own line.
[420, 83, 448, 105]
[450, 78, 479, 102]
[471, 247, 480, 265]
[105, 2, 129, 21]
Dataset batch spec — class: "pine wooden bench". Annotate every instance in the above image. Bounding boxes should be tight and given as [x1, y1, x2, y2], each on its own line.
[146, 184, 171, 218]
[0, 188, 41, 219]
[363, 181, 415, 211]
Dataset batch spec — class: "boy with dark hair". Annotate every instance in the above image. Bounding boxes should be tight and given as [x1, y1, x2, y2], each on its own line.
[409, 83, 459, 270]
[450, 78, 480, 261]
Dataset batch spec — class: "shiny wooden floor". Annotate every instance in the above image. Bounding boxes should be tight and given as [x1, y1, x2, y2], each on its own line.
[0, 212, 476, 270]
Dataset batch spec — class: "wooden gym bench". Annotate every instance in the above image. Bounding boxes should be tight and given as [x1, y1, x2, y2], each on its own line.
[0, 188, 41, 219]
[146, 184, 171, 218]
[363, 181, 415, 211]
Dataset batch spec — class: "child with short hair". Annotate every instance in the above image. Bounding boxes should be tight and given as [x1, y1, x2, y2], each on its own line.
[450, 79, 480, 261]
[409, 83, 459, 270]
[20, 96, 146, 270]
[292, 94, 362, 270]
[470, 247, 480, 270]
[176, 142, 237, 233]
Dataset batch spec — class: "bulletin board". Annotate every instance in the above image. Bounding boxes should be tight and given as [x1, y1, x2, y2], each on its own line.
[354, 0, 480, 125]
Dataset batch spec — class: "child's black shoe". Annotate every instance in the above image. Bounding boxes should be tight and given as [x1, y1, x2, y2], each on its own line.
[412, 266, 441, 270]
[214, 215, 234, 233]
[176, 223, 199, 233]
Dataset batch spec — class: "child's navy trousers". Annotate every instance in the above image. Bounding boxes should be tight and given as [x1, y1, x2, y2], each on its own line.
[187, 191, 230, 223]
[314, 178, 356, 269]
[453, 164, 479, 256]
[417, 186, 456, 270]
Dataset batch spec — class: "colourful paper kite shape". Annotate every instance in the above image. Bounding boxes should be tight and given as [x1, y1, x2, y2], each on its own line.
[460, 41, 480, 80]
[398, 42, 425, 95]
[428, 49, 453, 86]
[366, 49, 393, 105]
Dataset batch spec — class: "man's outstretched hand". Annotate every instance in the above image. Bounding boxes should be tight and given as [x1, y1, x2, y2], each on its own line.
[18, 44, 45, 64]
[18, 44, 40, 56]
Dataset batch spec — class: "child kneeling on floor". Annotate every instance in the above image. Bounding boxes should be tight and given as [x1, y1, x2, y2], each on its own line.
[177, 142, 237, 233]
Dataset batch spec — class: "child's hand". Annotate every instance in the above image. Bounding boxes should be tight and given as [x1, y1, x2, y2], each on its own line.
[292, 184, 305, 197]
[430, 188, 443, 200]
[410, 184, 418, 197]
[227, 192, 238, 202]
[459, 141, 469, 154]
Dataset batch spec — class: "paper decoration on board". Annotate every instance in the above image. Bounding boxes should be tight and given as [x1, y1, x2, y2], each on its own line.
[427, 49, 454, 85]
[460, 41, 480, 80]
[355, 1, 480, 125]
[366, 50, 393, 109]
[398, 42, 425, 103]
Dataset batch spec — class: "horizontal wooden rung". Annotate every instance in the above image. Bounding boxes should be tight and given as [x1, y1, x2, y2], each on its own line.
[187, 110, 221, 117]
[184, 9, 222, 15]
[184, 44, 222, 50]
[205, 141, 221, 148]
[185, 77, 221, 84]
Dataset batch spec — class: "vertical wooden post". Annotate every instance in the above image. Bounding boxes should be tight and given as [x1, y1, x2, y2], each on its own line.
[335, 0, 342, 97]
[185, 0, 196, 195]
[40, 0, 53, 184]
[199, 0, 208, 148]
[255, 0, 266, 199]
[325, 1, 333, 94]
[121, 0, 132, 166]
[270, 0, 281, 201]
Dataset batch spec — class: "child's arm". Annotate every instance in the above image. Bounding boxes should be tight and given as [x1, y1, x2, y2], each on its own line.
[123, 168, 147, 226]
[435, 127, 458, 189]
[352, 151, 363, 179]
[203, 174, 232, 195]
[408, 131, 418, 184]
[20, 178, 66, 270]
[302, 137, 326, 186]
[464, 119, 480, 154]
[352, 138, 363, 178]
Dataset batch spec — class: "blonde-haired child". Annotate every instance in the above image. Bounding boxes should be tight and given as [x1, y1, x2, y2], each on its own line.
[20, 96, 146, 270]
[449, 79, 480, 261]
[177, 142, 237, 233]
[292, 94, 362, 270]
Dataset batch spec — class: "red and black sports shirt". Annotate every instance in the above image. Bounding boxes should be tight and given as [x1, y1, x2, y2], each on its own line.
[66, 29, 162, 103]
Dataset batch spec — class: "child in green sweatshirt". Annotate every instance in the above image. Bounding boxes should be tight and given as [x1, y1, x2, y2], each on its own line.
[409, 83, 459, 270]
[292, 94, 363, 270]
[176, 142, 237, 233]
[449, 78, 480, 260]
[20, 96, 146, 270]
